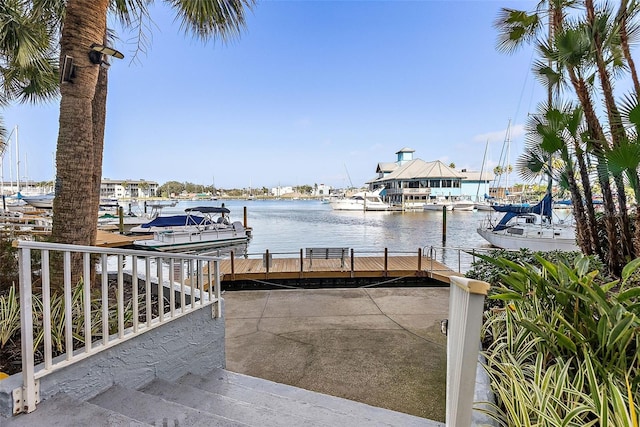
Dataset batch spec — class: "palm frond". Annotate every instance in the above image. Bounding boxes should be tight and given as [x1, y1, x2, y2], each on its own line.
[167, 0, 257, 43]
[494, 8, 542, 54]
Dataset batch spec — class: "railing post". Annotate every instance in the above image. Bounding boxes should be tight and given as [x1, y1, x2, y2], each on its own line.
[350, 248, 355, 278]
[445, 276, 490, 427]
[17, 246, 38, 414]
[299, 249, 304, 276]
[230, 250, 235, 280]
[417, 247, 422, 271]
[384, 248, 388, 277]
[213, 260, 222, 318]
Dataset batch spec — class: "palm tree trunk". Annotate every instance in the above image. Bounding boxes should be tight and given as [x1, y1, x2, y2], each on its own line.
[566, 67, 622, 273]
[617, 1, 640, 94]
[565, 159, 593, 254]
[51, 0, 109, 291]
[90, 49, 108, 247]
[586, 0, 635, 261]
[573, 143, 601, 259]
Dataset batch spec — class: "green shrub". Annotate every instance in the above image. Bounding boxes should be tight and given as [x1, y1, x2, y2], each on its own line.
[476, 254, 639, 425]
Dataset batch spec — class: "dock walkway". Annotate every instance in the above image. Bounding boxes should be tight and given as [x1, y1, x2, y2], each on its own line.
[219, 251, 460, 285]
[94, 231, 462, 286]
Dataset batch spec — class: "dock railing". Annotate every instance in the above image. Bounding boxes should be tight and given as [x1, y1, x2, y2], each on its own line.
[14, 240, 222, 415]
[444, 276, 490, 426]
[234, 245, 495, 276]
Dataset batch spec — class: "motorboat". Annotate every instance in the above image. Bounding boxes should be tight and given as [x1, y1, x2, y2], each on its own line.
[19, 193, 54, 209]
[329, 188, 390, 211]
[133, 206, 251, 252]
[452, 198, 475, 211]
[476, 193, 579, 252]
[101, 201, 177, 233]
[423, 197, 453, 211]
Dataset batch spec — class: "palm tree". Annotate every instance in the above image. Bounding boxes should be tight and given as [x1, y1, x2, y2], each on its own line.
[495, 1, 640, 274]
[0, 1, 60, 136]
[48, 0, 254, 284]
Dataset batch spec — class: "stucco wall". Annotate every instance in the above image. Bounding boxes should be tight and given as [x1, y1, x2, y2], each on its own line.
[0, 300, 225, 418]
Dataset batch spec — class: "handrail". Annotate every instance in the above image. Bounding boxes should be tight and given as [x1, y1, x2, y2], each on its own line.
[15, 240, 222, 415]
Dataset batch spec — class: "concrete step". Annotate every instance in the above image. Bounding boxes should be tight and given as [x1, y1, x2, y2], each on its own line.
[141, 378, 326, 427]
[0, 394, 150, 427]
[196, 368, 441, 427]
[88, 384, 248, 427]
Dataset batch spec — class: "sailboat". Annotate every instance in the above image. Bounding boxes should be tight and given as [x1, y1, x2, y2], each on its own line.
[477, 190, 579, 251]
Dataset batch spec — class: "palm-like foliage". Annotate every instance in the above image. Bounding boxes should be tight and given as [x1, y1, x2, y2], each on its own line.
[475, 254, 640, 425]
[0, 1, 60, 105]
[496, 0, 640, 275]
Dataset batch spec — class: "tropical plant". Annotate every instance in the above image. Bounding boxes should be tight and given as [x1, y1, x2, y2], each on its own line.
[494, 1, 640, 275]
[0, 285, 20, 348]
[477, 254, 640, 425]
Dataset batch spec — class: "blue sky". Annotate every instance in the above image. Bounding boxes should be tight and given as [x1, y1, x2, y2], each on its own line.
[2, 0, 545, 190]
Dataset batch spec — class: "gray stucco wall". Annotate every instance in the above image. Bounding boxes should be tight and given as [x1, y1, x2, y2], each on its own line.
[0, 300, 225, 418]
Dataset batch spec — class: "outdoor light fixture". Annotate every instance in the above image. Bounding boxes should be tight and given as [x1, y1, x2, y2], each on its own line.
[60, 55, 75, 83]
[88, 43, 124, 68]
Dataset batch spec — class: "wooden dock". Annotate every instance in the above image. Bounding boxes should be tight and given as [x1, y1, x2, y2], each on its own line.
[218, 251, 461, 286]
[96, 230, 152, 247]
[95, 230, 461, 286]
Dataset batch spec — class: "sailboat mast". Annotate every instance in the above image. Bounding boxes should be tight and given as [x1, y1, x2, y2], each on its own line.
[506, 120, 511, 196]
[15, 126, 20, 192]
[476, 140, 489, 202]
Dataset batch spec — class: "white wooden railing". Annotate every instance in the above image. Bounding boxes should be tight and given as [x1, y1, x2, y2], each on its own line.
[14, 240, 222, 415]
[444, 276, 490, 426]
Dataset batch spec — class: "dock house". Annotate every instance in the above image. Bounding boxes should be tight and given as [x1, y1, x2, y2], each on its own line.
[369, 148, 465, 208]
[369, 148, 494, 209]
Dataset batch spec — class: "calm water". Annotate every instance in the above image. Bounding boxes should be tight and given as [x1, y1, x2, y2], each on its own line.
[140, 199, 500, 272]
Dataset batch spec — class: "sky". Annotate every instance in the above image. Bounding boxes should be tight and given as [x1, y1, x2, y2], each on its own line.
[2, 0, 549, 190]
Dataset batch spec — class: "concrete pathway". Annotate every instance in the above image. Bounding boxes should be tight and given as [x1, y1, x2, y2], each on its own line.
[224, 287, 449, 422]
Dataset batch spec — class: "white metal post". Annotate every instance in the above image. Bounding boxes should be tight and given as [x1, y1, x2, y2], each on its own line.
[17, 247, 38, 413]
[446, 276, 489, 427]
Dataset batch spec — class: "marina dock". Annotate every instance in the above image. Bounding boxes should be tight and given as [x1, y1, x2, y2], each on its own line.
[218, 249, 461, 287]
[95, 231, 461, 286]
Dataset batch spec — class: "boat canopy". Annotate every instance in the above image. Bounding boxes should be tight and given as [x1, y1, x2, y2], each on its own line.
[141, 215, 208, 228]
[185, 206, 230, 214]
[492, 193, 553, 231]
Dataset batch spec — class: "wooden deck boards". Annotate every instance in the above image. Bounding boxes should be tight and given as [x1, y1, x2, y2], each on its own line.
[93, 230, 460, 285]
[219, 255, 460, 285]
[95, 230, 152, 248]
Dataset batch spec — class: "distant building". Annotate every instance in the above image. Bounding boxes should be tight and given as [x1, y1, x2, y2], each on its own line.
[100, 179, 159, 199]
[312, 184, 332, 196]
[368, 148, 493, 206]
[458, 169, 495, 201]
[271, 186, 294, 197]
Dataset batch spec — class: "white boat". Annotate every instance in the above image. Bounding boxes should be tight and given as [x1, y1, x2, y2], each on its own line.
[329, 188, 390, 211]
[452, 198, 476, 211]
[133, 206, 250, 252]
[476, 193, 579, 252]
[19, 193, 54, 209]
[474, 200, 496, 211]
[423, 197, 453, 211]
[102, 201, 177, 233]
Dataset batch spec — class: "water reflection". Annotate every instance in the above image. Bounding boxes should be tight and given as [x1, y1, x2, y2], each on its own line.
[129, 199, 508, 272]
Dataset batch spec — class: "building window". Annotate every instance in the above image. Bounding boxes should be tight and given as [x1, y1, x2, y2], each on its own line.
[429, 179, 440, 188]
[442, 179, 452, 188]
